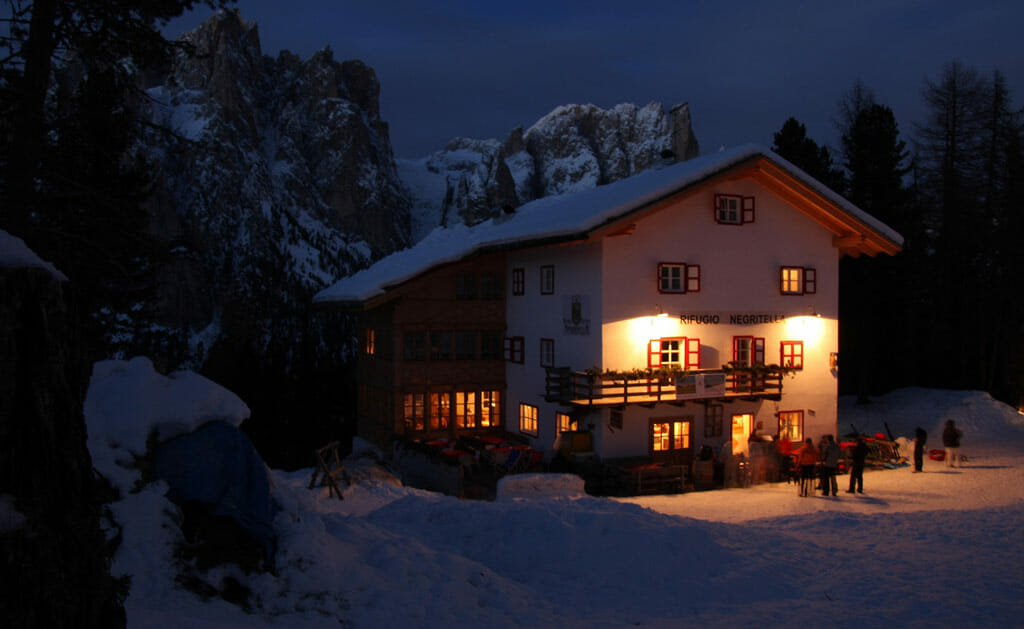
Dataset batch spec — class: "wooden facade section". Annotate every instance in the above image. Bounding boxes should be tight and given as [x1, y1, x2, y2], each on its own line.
[357, 252, 508, 447]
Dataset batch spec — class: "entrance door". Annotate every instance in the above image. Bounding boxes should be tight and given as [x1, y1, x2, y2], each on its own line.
[731, 413, 753, 456]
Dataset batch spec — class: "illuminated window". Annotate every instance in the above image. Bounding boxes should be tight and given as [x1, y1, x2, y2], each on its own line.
[704, 405, 724, 438]
[481, 390, 500, 427]
[512, 268, 525, 295]
[778, 410, 803, 441]
[403, 393, 425, 431]
[540, 265, 555, 294]
[649, 337, 700, 368]
[456, 273, 477, 299]
[714, 193, 755, 224]
[557, 412, 572, 434]
[456, 391, 476, 428]
[429, 392, 451, 430]
[781, 340, 804, 369]
[520, 403, 538, 436]
[539, 338, 554, 367]
[658, 263, 701, 294]
[651, 419, 691, 452]
[504, 336, 524, 363]
[364, 328, 375, 356]
[780, 266, 816, 295]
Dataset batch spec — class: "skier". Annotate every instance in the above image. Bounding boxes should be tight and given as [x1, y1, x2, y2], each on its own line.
[913, 426, 927, 472]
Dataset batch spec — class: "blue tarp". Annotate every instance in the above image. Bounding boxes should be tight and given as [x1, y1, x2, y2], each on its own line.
[153, 420, 278, 561]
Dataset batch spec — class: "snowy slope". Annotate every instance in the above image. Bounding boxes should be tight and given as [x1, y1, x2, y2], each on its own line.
[83, 359, 1024, 628]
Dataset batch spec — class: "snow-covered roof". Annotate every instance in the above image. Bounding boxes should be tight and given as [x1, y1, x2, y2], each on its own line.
[314, 144, 903, 305]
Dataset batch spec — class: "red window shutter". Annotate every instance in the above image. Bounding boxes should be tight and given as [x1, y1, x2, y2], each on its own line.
[686, 264, 701, 293]
[742, 196, 756, 223]
[732, 337, 741, 362]
[648, 340, 662, 368]
[685, 338, 700, 369]
[804, 267, 817, 294]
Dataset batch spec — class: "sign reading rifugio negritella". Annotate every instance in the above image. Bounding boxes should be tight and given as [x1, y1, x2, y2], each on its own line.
[679, 312, 787, 325]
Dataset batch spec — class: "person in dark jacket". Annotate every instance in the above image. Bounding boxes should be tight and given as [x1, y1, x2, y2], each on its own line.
[942, 419, 962, 467]
[847, 436, 869, 493]
[820, 435, 841, 496]
[913, 426, 927, 472]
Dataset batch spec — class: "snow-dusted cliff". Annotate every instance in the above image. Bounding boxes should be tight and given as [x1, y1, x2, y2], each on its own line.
[399, 102, 699, 240]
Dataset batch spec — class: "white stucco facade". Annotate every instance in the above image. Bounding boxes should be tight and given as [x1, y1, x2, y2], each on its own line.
[504, 177, 843, 460]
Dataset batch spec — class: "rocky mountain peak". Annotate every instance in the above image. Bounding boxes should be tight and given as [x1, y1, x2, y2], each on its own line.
[398, 101, 699, 238]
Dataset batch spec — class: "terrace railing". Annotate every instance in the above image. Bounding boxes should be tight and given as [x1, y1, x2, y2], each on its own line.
[545, 366, 784, 406]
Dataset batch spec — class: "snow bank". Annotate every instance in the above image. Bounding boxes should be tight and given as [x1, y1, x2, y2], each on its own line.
[84, 356, 250, 493]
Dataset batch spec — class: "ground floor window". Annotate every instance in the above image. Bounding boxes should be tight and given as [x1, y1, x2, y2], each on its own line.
[557, 412, 572, 434]
[480, 390, 501, 427]
[520, 403, 538, 436]
[651, 418, 691, 452]
[455, 391, 476, 428]
[429, 392, 450, 430]
[778, 410, 803, 441]
[404, 389, 501, 432]
[704, 405, 724, 438]
[403, 393, 425, 431]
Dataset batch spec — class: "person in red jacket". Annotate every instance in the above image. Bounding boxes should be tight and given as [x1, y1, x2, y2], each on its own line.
[795, 437, 819, 497]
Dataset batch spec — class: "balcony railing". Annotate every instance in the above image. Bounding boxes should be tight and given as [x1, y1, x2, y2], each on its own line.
[545, 366, 784, 406]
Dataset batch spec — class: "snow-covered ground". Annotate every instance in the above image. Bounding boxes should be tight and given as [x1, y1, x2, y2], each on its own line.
[86, 359, 1024, 628]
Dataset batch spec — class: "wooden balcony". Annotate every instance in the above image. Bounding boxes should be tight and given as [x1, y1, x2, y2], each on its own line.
[545, 366, 784, 407]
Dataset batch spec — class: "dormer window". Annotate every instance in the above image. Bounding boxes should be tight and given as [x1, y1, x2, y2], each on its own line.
[714, 194, 755, 225]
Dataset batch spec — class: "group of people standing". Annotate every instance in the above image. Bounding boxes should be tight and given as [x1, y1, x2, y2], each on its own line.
[792, 434, 867, 497]
[913, 419, 963, 472]
[787, 418, 964, 498]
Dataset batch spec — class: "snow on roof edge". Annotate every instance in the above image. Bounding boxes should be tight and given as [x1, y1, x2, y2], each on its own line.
[314, 144, 902, 304]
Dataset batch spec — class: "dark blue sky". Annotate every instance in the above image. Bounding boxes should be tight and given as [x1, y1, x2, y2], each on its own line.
[168, 1, 1024, 159]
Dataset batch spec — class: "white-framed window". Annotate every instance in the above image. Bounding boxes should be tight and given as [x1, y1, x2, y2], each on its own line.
[780, 266, 816, 295]
[519, 403, 538, 436]
[540, 338, 554, 367]
[714, 193, 755, 225]
[540, 265, 555, 294]
[648, 337, 701, 369]
[651, 418, 691, 452]
[658, 263, 701, 293]
[781, 340, 804, 369]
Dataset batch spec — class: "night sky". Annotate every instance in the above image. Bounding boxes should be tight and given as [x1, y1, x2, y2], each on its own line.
[167, 1, 1024, 159]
